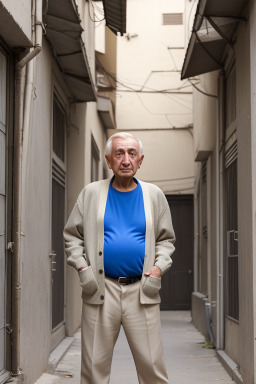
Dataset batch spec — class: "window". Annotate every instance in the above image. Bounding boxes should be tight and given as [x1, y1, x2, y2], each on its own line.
[91, 136, 100, 182]
[225, 142, 239, 321]
[162, 13, 183, 25]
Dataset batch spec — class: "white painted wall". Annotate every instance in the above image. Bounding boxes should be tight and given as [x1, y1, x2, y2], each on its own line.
[193, 72, 218, 160]
[116, 0, 195, 194]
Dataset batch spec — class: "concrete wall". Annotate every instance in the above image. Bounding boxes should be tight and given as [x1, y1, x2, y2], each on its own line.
[193, 72, 218, 161]
[20, 40, 62, 384]
[130, 129, 194, 194]
[116, 0, 194, 194]
[16, 1, 108, 382]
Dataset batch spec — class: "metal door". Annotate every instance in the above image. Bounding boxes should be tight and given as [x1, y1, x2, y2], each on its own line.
[0, 49, 9, 383]
[51, 96, 66, 349]
[160, 195, 194, 310]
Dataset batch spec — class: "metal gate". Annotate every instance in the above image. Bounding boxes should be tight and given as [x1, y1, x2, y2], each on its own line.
[51, 96, 66, 349]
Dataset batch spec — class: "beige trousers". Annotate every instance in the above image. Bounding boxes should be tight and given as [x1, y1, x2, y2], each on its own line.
[81, 277, 169, 384]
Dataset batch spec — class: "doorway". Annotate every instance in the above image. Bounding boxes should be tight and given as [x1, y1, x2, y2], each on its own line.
[160, 195, 194, 310]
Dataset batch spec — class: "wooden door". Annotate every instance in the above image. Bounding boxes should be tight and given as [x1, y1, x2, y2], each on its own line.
[160, 195, 194, 310]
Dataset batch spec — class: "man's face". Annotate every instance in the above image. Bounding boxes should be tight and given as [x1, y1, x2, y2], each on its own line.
[105, 137, 144, 179]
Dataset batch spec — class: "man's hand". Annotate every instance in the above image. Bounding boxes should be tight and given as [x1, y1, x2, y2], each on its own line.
[144, 265, 162, 278]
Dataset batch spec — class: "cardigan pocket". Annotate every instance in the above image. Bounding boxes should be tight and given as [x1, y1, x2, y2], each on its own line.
[142, 275, 161, 297]
[79, 266, 99, 296]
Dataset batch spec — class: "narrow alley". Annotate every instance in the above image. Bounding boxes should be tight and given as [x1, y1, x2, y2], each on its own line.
[36, 312, 233, 384]
[1, 0, 256, 383]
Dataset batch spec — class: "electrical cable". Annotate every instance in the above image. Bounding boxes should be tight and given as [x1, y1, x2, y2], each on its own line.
[88, 0, 105, 23]
[188, 78, 218, 98]
[96, 57, 193, 93]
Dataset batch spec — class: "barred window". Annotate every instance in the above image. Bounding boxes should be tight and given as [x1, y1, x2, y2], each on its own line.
[225, 143, 239, 321]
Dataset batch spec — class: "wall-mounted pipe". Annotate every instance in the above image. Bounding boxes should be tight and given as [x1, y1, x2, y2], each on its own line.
[12, 0, 43, 378]
[204, 299, 214, 345]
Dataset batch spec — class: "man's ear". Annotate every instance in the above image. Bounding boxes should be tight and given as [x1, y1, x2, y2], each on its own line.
[105, 155, 112, 169]
[139, 154, 144, 167]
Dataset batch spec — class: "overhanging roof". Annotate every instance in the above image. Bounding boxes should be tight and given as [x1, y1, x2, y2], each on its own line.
[102, 0, 126, 35]
[45, 0, 97, 102]
[181, 0, 247, 80]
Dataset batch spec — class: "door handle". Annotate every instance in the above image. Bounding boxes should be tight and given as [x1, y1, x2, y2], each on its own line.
[49, 251, 57, 272]
[188, 269, 192, 274]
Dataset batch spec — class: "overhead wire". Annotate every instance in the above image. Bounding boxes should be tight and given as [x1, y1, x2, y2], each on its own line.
[88, 0, 105, 23]
[188, 78, 218, 98]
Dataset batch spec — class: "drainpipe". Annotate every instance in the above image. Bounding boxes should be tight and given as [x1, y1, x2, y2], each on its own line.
[12, 0, 43, 378]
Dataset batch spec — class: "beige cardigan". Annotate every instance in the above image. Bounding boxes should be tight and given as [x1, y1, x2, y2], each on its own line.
[63, 178, 175, 304]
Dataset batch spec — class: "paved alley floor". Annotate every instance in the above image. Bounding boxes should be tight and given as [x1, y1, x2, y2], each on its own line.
[36, 311, 234, 384]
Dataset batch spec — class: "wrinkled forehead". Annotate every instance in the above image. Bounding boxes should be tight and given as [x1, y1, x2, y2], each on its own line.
[112, 137, 140, 152]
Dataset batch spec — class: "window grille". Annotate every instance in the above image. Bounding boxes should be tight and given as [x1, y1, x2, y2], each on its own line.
[225, 143, 239, 321]
[162, 13, 183, 25]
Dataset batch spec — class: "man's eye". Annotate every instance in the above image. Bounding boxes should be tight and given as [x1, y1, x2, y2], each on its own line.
[130, 152, 135, 157]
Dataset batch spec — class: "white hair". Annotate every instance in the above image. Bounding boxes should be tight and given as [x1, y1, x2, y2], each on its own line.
[105, 132, 143, 156]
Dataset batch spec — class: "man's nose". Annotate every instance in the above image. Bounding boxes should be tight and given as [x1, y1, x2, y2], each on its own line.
[122, 152, 130, 164]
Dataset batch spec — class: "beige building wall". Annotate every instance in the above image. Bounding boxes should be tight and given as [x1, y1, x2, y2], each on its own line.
[116, 0, 195, 194]
[19, 40, 67, 383]
[5, 0, 108, 382]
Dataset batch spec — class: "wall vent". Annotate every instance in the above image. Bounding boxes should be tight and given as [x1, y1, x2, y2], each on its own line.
[162, 13, 183, 25]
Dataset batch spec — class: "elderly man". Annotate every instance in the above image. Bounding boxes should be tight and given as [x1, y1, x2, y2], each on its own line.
[63, 132, 175, 384]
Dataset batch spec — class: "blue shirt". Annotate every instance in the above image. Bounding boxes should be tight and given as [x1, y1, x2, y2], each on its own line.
[103, 179, 146, 278]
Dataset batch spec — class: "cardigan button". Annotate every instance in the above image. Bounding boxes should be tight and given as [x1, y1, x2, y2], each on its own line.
[99, 269, 103, 274]
[99, 251, 102, 256]
[100, 295, 104, 300]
